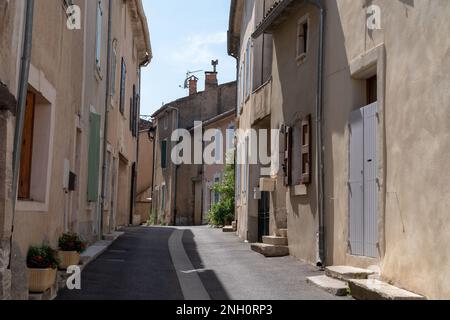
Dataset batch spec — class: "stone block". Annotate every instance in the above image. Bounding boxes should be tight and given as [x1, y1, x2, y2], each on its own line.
[349, 279, 426, 300]
[307, 275, 349, 296]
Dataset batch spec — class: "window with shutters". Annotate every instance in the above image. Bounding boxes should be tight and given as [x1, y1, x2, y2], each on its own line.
[119, 57, 126, 114]
[17, 89, 52, 204]
[18, 92, 36, 199]
[300, 115, 312, 184]
[296, 15, 309, 63]
[161, 139, 168, 169]
[110, 40, 118, 99]
[283, 125, 292, 186]
[95, 1, 103, 73]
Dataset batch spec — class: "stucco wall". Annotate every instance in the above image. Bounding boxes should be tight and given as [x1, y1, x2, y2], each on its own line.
[267, 0, 450, 299]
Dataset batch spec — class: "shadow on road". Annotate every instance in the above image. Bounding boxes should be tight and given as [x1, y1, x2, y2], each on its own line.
[182, 229, 230, 300]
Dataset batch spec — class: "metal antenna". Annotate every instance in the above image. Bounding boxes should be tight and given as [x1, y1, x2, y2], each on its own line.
[179, 69, 203, 89]
[211, 59, 219, 73]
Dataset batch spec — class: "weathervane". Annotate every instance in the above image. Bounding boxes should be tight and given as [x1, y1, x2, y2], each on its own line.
[211, 59, 219, 73]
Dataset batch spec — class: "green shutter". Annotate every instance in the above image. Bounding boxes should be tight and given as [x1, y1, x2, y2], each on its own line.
[87, 112, 101, 202]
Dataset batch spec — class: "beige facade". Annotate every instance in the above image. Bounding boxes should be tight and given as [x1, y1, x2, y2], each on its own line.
[136, 119, 154, 224]
[229, 0, 450, 299]
[0, 0, 151, 299]
[152, 72, 236, 226]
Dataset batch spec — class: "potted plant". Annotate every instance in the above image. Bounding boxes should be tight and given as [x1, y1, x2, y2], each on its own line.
[57, 233, 87, 270]
[27, 246, 59, 293]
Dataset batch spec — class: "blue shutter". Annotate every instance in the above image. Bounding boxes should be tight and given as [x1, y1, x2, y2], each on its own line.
[349, 108, 364, 256]
[363, 102, 378, 258]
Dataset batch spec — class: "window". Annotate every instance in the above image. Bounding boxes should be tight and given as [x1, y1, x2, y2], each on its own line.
[110, 40, 118, 98]
[18, 92, 36, 199]
[244, 39, 252, 98]
[95, 1, 103, 71]
[226, 124, 235, 151]
[18, 89, 52, 204]
[215, 129, 222, 164]
[283, 125, 292, 186]
[243, 136, 249, 195]
[161, 184, 166, 211]
[119, 57, 126, 114]
[297, 16, 309, 61]
[161, 139, 167, 169]
[129, 85, 138, 137]
[214, 176, 221, 204]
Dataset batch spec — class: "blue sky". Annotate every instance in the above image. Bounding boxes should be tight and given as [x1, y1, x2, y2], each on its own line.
[140, 0, 236, 116]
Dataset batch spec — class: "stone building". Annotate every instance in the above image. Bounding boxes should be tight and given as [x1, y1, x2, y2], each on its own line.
[135, 119, 154, 225]
[229, 0, 450, 299]
[151, 69, 236, 226]
[0, 0, 151, 299]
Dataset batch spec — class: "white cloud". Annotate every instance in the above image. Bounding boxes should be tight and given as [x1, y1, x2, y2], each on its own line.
[172, 32, 227, 64]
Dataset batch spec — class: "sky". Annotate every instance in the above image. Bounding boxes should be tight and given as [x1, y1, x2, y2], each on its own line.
[140, 0, 236, 116]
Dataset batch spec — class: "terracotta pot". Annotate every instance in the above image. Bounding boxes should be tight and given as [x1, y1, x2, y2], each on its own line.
[57, 251, 80, 270]
[28, 268, 57, 293]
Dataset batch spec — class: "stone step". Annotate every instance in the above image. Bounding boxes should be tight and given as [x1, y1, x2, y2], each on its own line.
[325, 266, 375, 281]
[222, 226, 236, 233]
[262, 236, 288, 246]
[348, 279, 426, 300]
[251, 243, 289, 257]
[306, 275, 349, 296]
[277, 229, 288, 238]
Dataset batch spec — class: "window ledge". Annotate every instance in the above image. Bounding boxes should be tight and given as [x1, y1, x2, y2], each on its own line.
[16, 200, 48, 213]
[291, 184, 308, 196]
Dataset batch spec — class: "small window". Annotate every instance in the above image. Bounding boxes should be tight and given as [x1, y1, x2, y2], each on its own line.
[119, 58, 126, 114]
[214, 176, 221, 204]
[95, 1, 103, 71]
[161, 140, 168, 169]
[244, 40, 252, 98]
[297, 16, 309, 61]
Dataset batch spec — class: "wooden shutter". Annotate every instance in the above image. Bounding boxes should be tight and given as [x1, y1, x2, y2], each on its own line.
[18, 91, 35, 199]
[300, 115, 312, 184]
[283, 125, 292, 186]
[87, 112, 101, 202]
[119, 58, 126, 114]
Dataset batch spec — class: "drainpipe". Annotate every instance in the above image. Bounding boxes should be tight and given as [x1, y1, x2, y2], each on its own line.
[165, 107, 180, 226]
[100, 0, 113, 238]
[308, 0, 326, 268]
[9, 0, 34, 268]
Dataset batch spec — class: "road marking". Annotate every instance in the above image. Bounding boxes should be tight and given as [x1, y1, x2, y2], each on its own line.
[168, 229, 210, 300]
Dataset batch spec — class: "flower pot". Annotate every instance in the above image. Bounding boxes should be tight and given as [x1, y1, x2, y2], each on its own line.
[28, 268, 57, 293]
[57, 251, 80, 270]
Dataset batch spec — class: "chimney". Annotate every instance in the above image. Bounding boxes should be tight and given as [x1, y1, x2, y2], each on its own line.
[188, 76, 198, 96]
[205, 71, 218, 91]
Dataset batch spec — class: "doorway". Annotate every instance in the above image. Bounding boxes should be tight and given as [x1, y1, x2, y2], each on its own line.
[349, 102, 379, 258]
[258, 191, 270, 242]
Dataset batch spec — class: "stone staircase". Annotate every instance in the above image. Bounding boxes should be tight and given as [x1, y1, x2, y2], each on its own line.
[307, 266, 426, 300]
[251, 229, 289, 257]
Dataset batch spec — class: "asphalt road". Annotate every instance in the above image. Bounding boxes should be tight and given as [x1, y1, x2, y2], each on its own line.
[58, 226, 346, 300]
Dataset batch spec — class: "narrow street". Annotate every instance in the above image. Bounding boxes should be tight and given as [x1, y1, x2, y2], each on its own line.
[57, 226, 347, 300]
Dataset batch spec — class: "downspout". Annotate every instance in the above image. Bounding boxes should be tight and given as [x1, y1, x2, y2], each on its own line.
[309, 0, 326, 267]
[9, 0, 34, 267]
[100, 0, 113, 237]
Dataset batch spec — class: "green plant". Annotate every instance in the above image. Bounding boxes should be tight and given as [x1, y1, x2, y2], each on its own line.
[58, 233, 87, 253]
[27, 246, 59, 269]
[147, 209, 157, 226]
[208, 163, 235, 226]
